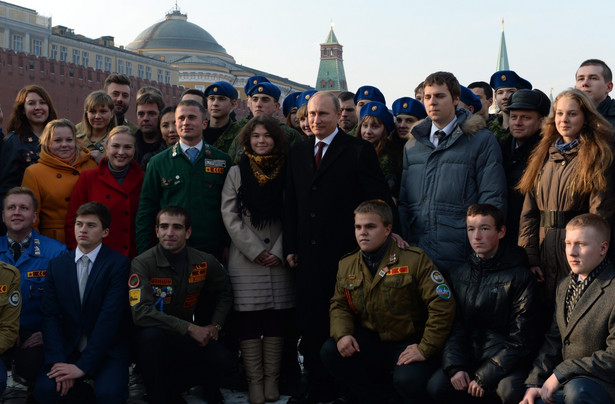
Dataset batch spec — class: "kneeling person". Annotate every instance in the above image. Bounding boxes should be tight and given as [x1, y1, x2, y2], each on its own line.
[520, 214, 615, 404]
[130, 206, 233, 404]
[321, 200, 455, 404]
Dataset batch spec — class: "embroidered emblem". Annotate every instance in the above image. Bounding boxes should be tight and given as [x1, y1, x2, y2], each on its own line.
[8, 290, 20, 306]
[183, 292, 201, 308]
[129, 289, 141, 306]
[430, 270, 444, 284]
[150, 278, 173, 286]
[128, 274, 140, 288]
[26, 270, 46, 278]
[436, 284, 451, 300]
[386, 266, 409, 276]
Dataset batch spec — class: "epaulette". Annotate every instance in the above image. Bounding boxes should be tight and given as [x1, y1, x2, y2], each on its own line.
[340, 248, 361, 261]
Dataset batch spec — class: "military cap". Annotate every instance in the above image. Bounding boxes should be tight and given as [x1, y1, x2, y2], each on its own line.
[460, 86, 483, 114]
[360, 101, 395, 133]
[244, 75, 270, 96]
[392, 97, 427, 119]
[490, 70, 532, 90]
[283, 91, 301, 117]
[507, 89, 551, 117]
[353, 85, 386, 105]
[248, 82, 281, 101]
[204, 81, 238, 99]
[296, 90, 318, 109]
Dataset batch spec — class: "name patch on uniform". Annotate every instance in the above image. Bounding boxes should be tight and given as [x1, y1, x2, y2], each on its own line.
[189, 262, 208, 283]
[27, 270, 46, 278]
[150, 278, 173, 286]
[430, 270, 444, 284]
[128, 274, 140, 288]
[0, 285, 7, 293]
[129, 289, 141, 306]
[204, 159, 227, 168]
[386, 266, 409, 276]
[205, 167, 225, 174]
[8, 290, 20, 307]
[436, 284, 451, 300]
[183, 292, 201, 308]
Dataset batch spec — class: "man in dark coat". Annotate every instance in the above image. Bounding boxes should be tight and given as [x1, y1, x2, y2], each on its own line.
[284, 91, 401, 403]
[520, 213, 615, 404]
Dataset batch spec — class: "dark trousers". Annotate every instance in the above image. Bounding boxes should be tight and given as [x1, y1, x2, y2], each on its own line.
[536, 377, 613, 404]
[33, 355, 128, 404]
[0, 356, 7, 396]
[13, 330, 45, 383]
[135, 326, 234, 404]
[427, 367, 527, 404]
[320, 327, 438, 404]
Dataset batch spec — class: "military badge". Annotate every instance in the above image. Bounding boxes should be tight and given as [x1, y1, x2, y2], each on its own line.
[128, 274, 140, 288]
[129, 289, 141, 306]
[8, 290, 20, 306]
[430, 270, 444, 284]
[436, 284, 451, 300]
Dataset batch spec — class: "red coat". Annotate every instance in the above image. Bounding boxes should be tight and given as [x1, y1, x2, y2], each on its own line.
[65, 158, 144, 258]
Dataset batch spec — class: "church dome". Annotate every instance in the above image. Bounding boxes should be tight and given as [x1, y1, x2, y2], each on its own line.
[126, 9, 231, 58]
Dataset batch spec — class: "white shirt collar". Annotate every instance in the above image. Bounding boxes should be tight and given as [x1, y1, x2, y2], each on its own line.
[179, 139, 203, 154]
[75, 242, 103, 266]
[314, 127, 339, 153]
[429, 116, 458, 146]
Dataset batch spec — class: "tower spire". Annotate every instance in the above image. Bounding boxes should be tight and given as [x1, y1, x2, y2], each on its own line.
[496, 19, 510, 71]
[315, 26, 347, 91]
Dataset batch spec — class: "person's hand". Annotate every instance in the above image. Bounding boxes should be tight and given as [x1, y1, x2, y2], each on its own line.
[450, 371, 471, 391]
[57, 379, 75, 396]
[336, 335, 360, 358]
[530, 266, 544, 283]
[261, 253, 281, 267]
[468, 380, 485, 397]
[255, 250, 269, 265]
[22, 331, 44, 348]
[48, 362, 84, 395]
[286, 254, 298, 268]
[519, 387, 542, 404]
[396, 343, 425, 365]
[187, 323, 218, 346]
[391, 233, 409, 249]
[539, 374, 560, 404]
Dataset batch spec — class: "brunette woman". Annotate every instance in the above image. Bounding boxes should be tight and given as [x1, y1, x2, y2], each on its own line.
[0, 85, 58, 207]
[21, 119, 97, 243]
[76, 90, 117, 163]
[518, 89, 615, 300]
[221, 115, 293, 404]
[66, 126, 144, 257]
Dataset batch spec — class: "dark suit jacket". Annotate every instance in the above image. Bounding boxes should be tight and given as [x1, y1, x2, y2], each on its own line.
[284, 130, 397, 331]
[41, 244, 130, 375]
[525, 262, 615, 401]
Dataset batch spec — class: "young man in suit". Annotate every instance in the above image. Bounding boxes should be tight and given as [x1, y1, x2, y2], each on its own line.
[34, 202, 130, 404]
[520, 213, 615, 404]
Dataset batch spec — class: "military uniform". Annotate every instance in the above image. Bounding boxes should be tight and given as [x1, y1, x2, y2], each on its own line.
[488, 115, 510, 145]
[210, 120, 243, 154]
[135, 142, 231, 255]
[130, 244, 233, 404]
[321, 241, 455, 403]
[0, 262, 21, 395]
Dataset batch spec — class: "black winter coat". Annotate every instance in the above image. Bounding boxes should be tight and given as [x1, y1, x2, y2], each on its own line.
[442, 242, 539, 391]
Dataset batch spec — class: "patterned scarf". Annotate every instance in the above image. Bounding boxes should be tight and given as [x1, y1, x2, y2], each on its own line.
[237, 151, 285, 229]
[555, 137, 581, 153]
[564, 258, 608, 324]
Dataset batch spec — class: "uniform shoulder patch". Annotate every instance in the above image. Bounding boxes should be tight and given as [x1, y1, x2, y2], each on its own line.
[430, 270, 445, 284]
[129, 289, 141, 306]
[8, 290, 20, 307]
[435, 284, 451, 300]
[128, 274, 140, 289]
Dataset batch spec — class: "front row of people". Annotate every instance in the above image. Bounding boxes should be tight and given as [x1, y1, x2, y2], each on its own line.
[1, 196, 614, 404]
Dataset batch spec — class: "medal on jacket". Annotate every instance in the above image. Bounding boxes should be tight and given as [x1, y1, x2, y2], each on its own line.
[153, 286, 173, 311]
[378, 266, 390, 278]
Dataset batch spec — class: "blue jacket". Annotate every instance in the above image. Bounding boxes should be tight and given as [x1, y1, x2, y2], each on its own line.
[0, 230, 67, 331]
[399, 109, 507, 274]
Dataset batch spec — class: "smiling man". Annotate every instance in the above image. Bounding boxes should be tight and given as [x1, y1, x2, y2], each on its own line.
[520, 213, 615, 404]
[136, 99, 231, 259]
[399, 71, 507, 274]
[488, 70, 533, 143]
[575, 59, 615, 128]
[104, 74, 138, 134]
[321, 199, 455, 404]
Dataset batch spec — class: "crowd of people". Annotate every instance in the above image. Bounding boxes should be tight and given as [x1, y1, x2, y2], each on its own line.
[0, 57, 614, 404]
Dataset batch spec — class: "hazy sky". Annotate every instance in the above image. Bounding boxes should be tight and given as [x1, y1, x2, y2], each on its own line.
[12, 0, 615, 103]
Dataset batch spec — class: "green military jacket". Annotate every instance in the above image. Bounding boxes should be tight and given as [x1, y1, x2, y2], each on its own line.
[488, 115, 510, 145]
[135, 142, 231, 254]
[211, 121, 244, 154]
[129, 244, 232, 335]
[226, 122, 302, 165]
[330, 242, 455, 359]
[0, 262, 21, 354]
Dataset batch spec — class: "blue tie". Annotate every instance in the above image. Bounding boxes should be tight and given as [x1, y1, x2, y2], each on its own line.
[186, 147, 198, 164]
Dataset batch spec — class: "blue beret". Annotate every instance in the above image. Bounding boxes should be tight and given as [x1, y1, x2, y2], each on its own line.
[248, 82, 281, 100]
[282, 91, 301, 116]
[359, 101, 395, 133]
[354, 85, 386, 105]
[392, 97, 427, 119]
[204, 81, 238, 99]
[296, 90, 318, 108]
[459, 86, 483, 114]
[244, 75, 270, 95]
[490, 70, 532, 90]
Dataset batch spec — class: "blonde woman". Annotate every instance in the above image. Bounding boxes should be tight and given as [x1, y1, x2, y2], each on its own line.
[76, 90, 117, 163]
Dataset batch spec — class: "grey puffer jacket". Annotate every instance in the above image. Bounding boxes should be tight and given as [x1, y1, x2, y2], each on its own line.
[399, 108, 507, 274]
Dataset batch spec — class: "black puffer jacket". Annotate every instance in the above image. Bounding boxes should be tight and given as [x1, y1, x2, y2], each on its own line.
[442, 242, 539, 391]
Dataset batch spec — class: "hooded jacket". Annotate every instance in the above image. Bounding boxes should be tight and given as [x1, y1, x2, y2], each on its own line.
[399, 109, 507, 274]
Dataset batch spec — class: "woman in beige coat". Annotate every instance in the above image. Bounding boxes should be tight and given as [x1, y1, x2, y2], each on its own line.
[518, 89, 615, 302]
[221, 115, 294, 404]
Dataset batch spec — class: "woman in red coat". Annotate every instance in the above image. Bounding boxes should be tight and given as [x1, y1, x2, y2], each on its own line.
[65, 125, 144, 257]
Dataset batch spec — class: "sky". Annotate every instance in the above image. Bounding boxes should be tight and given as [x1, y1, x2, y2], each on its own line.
[11, 0, 615, 103]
